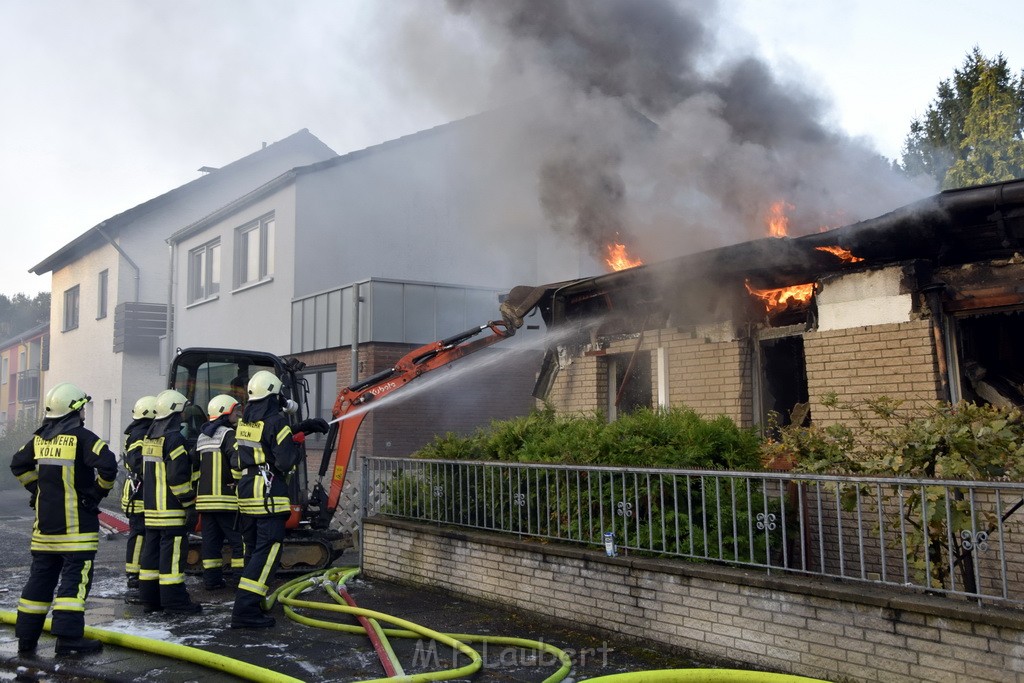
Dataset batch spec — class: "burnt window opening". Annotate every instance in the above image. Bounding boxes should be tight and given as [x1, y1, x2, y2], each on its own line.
[608, 350, 652, 420]
[760, 336, 810, 434]
[955, 309, 1024, 408]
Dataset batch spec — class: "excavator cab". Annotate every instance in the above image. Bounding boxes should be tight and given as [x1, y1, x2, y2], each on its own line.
[168, 347, 312, 513]
[169, 348, 348, 573]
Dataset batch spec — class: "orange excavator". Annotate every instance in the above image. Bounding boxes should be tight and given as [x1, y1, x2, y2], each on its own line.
[168, 289, 547, 572]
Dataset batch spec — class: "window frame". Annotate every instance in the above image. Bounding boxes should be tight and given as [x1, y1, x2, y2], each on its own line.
[187, 238, 222, 305]
[97, 269, 108, 319]
[234, 213, 275, 290]
[63, 285, 80, 332]
[1, 355, 7, 385]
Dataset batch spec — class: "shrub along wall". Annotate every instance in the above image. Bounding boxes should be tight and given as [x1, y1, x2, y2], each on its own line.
[362, 517, 1024, 683]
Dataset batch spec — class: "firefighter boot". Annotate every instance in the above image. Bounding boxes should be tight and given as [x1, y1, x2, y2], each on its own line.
[17, 638, 37, 655]
[139, 578, 161, 613]
[55, 637, 103, 655]
[230, 591, 275, 629]
[161, 583, 202, 614]
[203, 567, 226, 590]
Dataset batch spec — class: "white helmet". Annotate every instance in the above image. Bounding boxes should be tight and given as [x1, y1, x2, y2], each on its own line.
[208, 394, 239, 420]
[247, 370, 281, 400]
[132, 395, 158, 420]
[154, 389, 189, 419]
[44, 382, 91, 418]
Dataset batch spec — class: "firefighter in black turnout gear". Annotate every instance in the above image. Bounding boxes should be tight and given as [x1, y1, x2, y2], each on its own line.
[231, 370, 328, 628]
[194, 394, 245, 589]
[10, 382, 118, 655]
[138, 389, 202, 613]
[121, 395, 156, 600]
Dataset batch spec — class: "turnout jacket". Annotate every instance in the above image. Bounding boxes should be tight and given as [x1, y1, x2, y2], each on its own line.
[120, 418, 151, 515]
[10, 414, 118, 554]
[194, 415, 241, 512]
[141, 415, 196, 527]
[233, 398, 300, 517]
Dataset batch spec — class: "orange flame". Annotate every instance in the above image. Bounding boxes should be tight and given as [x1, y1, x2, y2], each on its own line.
[815, 245, 864, 263]
[745, 279, 814, 314]
[766, 201, 794, 238]
[605, 243, 644, 271]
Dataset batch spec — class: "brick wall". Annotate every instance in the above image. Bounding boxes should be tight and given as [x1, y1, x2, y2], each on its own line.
[545, 328, 753, 426]
[363, 518, 1024, 683]
[546, 353, 606, 416]
[660, 331, 752, 426]
[804, 320, 942, 426]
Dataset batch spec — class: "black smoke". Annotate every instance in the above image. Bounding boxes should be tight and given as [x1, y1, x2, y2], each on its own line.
[394, 0, 933, 264]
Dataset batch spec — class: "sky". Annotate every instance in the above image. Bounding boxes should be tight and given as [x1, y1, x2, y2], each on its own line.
[1, 0, 1021, 297]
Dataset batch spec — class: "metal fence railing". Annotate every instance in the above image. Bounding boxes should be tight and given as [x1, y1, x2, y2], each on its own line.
[361, 457, 1024, 608]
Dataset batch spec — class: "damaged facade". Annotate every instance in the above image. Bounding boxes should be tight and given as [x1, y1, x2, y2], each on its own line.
[519, 178, 1024, 428]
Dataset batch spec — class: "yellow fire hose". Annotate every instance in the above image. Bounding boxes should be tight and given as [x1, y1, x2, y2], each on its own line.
[0, 569, 828, 683]
[0, 610, 303, 683]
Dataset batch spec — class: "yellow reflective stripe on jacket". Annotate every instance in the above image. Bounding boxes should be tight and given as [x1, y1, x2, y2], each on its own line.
[16, 470, 38, 485]
[275, 425, 291, 445]
[237, 496, 290, 515]
[195, 494, 238, 511]
[30, 531, 99, 553]
[143, 509, 187, 527]
[92, 439, 107, 456]
[168, 445, 187, 460]
[61, 467, 78, 534]
[170, 481, 193, 497]
[97, 475, 115, 490]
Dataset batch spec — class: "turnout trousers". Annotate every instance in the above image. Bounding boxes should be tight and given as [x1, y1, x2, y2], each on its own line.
[138, 526, 192, 609]
[16, 552, 95, 641]
[231, 513, 286, 622]
[125, 513, 145, 581]
[199, 511, 244, 587]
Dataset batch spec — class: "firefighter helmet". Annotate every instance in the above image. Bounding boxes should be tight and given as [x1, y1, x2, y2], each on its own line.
[154, 389, 189, 419]
[44, 382, 91, 418]
[208, 394, 238, 420]
[247, 370, 282, 400]
[132, 395, 158, 420]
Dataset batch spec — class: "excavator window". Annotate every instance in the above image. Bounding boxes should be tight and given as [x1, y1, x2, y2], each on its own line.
[169, 350, 283, 447]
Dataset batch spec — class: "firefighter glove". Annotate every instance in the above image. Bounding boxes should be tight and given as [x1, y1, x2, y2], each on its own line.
[80, 485, 103, 514]
[185, 506, 199, 533]
[27, 483, 38, 509]
[297, 417, 330, 435]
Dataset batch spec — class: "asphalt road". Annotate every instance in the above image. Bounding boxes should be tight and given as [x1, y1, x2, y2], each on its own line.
[0, 491, 708, 682]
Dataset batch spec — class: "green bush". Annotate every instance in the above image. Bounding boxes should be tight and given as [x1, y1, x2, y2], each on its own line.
[768, 393, 1024, 590]
[388, 406, 773, 563]
[415, 405, 763, 469]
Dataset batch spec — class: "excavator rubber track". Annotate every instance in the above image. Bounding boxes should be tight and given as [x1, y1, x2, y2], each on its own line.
[185, 527, 353, 576]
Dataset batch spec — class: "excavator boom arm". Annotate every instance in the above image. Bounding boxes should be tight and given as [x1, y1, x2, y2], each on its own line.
[323, 318, 518, 514]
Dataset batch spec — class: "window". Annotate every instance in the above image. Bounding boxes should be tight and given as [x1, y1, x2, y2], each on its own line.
[607, 351, 652, 421]
[234, 213, 275, 288]
[299, 366, 336, 446]
[63, 285, 80, 331]
[1, 356, 7, 384]
[188, 239, 221, 303]
[97, 269, 108, 319]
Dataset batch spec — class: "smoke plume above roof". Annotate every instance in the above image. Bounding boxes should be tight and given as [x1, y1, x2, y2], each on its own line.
[389, 0, 933, 264]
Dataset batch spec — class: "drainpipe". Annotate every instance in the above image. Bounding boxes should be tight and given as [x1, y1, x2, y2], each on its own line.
[350, 283, 361, 384]
[95, 224, 140, 302]
[165, 242, 176, 365]
[921, 282, 951, 403]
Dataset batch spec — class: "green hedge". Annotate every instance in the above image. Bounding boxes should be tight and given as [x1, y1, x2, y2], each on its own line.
[415, 405, 763, 469]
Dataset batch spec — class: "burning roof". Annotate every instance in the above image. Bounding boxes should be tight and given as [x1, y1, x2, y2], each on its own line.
[503, 178, 1024, 335]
